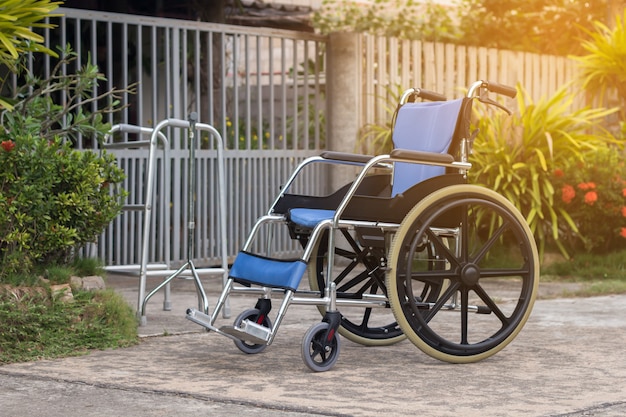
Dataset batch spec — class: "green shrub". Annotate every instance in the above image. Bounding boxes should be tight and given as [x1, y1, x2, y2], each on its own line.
[70, 257, 105, 277]
[0, 47, 129, 277]
[0, 135, 126, 275]
[41, 265, 75, 285]
[469, 85, 618, 257]
[571, 8, 626, 129]
[3, 46, 129, 145]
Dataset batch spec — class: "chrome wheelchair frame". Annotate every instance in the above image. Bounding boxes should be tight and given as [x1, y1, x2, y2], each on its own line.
[186, 80, 539, 372]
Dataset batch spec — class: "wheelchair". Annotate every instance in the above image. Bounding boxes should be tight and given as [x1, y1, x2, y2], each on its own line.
[186, 80, 539, 372]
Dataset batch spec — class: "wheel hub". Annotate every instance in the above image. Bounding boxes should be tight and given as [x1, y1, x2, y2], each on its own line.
[460, 263, 480, 286]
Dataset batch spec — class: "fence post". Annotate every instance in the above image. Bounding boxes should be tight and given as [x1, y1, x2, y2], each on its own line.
[326, 32, 362, 189]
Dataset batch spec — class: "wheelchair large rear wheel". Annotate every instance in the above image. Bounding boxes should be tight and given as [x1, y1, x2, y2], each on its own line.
[387, 185, 539, 363]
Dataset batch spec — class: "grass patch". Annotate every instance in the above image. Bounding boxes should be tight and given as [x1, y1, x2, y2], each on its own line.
[1, 258, 107, 288]
[540, 248, 626, 297]
[71, 257, 106, 277]
[541, 249, 626, 282]
[0, 287, 138, 364]
[41, 265, 75, 285]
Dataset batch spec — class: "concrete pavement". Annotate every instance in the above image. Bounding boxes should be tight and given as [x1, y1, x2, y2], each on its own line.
[1, 274, 626, 416]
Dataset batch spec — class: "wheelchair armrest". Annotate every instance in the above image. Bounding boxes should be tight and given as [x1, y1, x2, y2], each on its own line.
[390, 149, 455, 165]
[320, 151, 374, 164]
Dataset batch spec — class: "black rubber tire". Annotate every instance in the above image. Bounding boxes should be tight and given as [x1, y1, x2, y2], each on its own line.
[232, 308, 272, 354]
[387, 185, 539, 363]
[301, 322, 341, 372]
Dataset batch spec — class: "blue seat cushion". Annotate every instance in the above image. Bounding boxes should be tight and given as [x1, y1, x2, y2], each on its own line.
[288, 208, 335, 229]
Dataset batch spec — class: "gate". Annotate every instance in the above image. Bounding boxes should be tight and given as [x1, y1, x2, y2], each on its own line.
[35, 8, 328, 267]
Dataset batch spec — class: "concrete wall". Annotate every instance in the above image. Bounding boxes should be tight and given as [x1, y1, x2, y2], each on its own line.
[325, 32, 363, 190]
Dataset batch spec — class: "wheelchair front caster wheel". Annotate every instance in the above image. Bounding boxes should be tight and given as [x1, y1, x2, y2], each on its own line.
[301, 322, 341, 372]
[308, 230, 407, 346]
[233, 308, 271, 354]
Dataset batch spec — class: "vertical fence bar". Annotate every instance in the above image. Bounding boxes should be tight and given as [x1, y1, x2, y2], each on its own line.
[281, 37, 287, 151]
[412, 40, 422, 91]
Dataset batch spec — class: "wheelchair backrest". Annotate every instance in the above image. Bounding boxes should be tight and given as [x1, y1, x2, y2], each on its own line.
[391, 98, 465, 197]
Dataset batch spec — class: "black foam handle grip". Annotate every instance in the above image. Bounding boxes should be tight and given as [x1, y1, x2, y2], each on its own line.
[486, 81, 517, 98]
[417, 89, 447, 102]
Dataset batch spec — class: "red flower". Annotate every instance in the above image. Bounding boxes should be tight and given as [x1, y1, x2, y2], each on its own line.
[1, 140, 15, 152]
[577, 182, 596, 191]
[623, 188, 626, 197]
[562, 184, 576, 204]
[622, 207, 626, 218]
[621, 228, 626, 239]
[553, 168, 564, 178]
[584, 191, 598, 205]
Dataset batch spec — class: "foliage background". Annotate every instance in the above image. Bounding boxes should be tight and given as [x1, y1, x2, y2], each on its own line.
[313, 0, 609, 56]
[469, 86, 621, 256]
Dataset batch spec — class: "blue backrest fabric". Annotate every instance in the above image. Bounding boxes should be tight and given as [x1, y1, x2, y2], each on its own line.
[391, 98, 464, 197]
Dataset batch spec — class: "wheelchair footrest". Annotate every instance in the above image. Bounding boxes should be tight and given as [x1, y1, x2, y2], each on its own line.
[229, 251, 307, 291]
[186, 308, 219, 332]
[220, 320, 271, 345]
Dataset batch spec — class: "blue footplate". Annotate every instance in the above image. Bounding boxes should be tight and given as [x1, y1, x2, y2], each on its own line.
[229, 251, 307, 291]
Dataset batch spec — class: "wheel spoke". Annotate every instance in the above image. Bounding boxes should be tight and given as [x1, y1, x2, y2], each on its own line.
[471, 221, 509, 265]
[341, 228, 362, 253]
[422, 281, 460, 323]
[400, 268, 457, 282]
[425, 228, 460, 270]
[461, 287, 469, 345]
[479, 267, 531, 278]
[337, 270, 372, 295]
[333, 252, 359, 285]
[309, 229, 405, 346]
[460, 202, 470, 262]
[359, 307, 374, 329]
[474, 284, 509, 325]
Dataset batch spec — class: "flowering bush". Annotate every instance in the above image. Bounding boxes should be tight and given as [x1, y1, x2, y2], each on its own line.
[0, 135, 126, 276]
[553, 146, 626, 253]
[0, 47, 129, 277]
[469, 85, 616, 257]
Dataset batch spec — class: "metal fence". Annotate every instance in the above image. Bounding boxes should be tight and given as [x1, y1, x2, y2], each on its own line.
[24, 8, 586, 269]
[32, 8, 328, 268]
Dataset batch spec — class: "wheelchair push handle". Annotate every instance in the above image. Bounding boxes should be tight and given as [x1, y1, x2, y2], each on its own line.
[485, 81, 517, 98]
[416, 88, 447, 102]
[400, 88, 447, 104]
[467, 80, 517, 99]
[468, 80, 517, 115]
